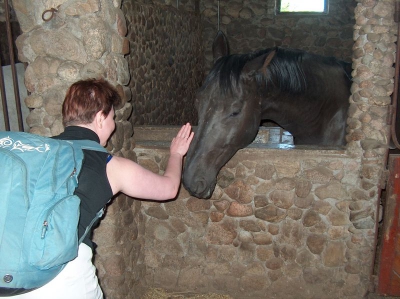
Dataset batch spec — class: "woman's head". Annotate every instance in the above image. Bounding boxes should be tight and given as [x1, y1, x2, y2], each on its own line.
[62, 78, 121, 127]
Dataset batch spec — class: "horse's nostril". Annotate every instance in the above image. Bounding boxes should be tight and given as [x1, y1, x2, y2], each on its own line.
[194, 178, 208, 195]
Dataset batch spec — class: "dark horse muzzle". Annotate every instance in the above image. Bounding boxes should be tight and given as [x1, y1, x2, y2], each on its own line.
[182, 163, 216, 199]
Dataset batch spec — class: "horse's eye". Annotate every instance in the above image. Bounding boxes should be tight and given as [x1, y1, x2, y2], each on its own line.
[230, 111, 240, 117]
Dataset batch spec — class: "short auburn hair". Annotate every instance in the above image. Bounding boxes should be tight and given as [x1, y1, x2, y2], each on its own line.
[62, 78, 122, 127]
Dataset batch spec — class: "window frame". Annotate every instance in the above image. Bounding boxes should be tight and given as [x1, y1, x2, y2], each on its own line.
[275, 0, 329, 16]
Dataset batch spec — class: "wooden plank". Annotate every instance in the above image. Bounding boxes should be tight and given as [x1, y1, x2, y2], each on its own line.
[378, 155, 400, 295]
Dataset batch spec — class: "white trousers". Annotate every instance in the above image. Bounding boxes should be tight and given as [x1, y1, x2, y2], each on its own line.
[10, 244, 103, 299]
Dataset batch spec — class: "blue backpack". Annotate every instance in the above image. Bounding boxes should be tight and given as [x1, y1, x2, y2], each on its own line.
[0, 131, 108, 291]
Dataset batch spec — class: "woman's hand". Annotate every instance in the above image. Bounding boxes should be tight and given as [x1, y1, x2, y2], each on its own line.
[108, 123, 195, 200]
[170, 123, 194, 157]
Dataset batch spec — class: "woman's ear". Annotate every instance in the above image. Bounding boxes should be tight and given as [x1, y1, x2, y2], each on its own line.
[94, 110, 105, 129]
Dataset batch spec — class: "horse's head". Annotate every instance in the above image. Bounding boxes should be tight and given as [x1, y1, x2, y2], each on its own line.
[183, 31, 275, 199]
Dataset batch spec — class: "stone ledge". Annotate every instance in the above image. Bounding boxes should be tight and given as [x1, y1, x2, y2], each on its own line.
[133, 125, 348, 154]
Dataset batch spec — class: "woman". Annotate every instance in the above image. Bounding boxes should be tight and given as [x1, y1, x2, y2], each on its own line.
[12, 78, 194, 298]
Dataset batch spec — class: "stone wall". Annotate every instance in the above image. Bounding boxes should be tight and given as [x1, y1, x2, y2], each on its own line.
[2, 0, 357, 129]
[135, 0, 198, 13]
[199, 0, 356, 71]
[14, 0, 131, 137]
[132, 126, 376, 298]
[9, 0, 140, 298]
[145, 0, 355, 74]
[152, 0, 357, 70]
[122, 1, 203, 125]
[131, 0, 397, 297]
[5, 0, 397, 298]
[8, 1, 204, 298]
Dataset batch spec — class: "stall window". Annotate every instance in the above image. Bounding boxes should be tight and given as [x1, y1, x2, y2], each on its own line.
[276, 0, 328, 14]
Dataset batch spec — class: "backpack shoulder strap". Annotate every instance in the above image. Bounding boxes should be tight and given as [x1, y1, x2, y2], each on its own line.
[67, 139, 108, 153]
[66, 139, 109, 245]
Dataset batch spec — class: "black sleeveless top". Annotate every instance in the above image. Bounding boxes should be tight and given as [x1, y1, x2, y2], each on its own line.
[53, 126, 113, 249]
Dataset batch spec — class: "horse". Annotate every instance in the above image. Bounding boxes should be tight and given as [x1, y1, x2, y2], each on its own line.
[183, 30, 352, 199]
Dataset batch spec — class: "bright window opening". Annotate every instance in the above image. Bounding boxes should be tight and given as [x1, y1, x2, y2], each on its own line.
[277, 0, 328, 14]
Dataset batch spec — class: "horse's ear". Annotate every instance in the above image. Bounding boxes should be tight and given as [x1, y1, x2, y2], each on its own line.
[212, 30, 229, 63]
[242, 49, 277, 77]
[261, 50, 276, 75]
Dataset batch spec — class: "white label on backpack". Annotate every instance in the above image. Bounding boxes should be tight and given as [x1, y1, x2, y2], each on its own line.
[0, 136, 50, 153]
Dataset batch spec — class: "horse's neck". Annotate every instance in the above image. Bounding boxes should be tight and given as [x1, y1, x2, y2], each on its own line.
[260, 93, 348, 146]
[260, 94, 327, 141]
[260, 93, 311, 128]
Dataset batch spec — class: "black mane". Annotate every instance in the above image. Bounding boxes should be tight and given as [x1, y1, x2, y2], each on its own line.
[203, 47, 350, 95]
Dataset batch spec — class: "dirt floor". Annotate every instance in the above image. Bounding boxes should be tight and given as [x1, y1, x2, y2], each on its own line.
[141, 288, 400, 299]
[367, 295, 400, 299]
[141, 289, 233, 299]
[366, 293, 400, 299]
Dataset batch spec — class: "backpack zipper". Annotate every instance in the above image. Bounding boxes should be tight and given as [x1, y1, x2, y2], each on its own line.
[41, 221, 48, 239]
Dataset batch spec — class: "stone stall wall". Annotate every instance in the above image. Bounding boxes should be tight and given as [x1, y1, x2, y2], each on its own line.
[135, 0, 198, 13]
[143, 0, 355, 75]
[131, 0, 397, 296]
[7, 0, 397, 298]
[200, 0, 356, 70]
[9, 0, 204, 298]
[134, 132, 370, 299]
[10, 0, 142, 298]
[122, 1, 203, 125]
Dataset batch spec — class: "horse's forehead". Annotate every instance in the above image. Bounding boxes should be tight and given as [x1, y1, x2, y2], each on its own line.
[198, 91, 237, 112]
[199, 78, 241, 107]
